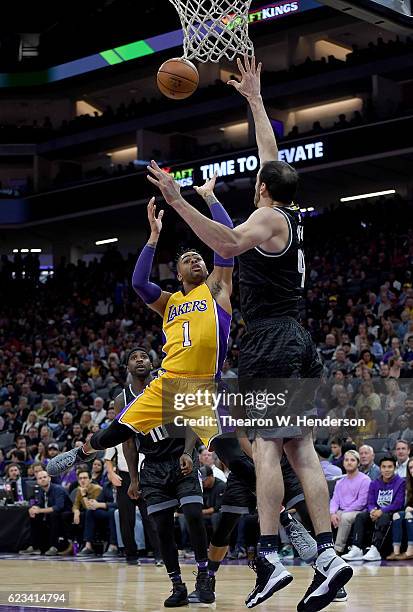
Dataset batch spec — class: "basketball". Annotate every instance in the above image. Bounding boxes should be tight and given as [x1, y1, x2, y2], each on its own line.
[157, 57, 199, 100]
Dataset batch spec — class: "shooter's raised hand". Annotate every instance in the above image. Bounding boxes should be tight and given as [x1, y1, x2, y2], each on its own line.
[227, 55, 262, 100]
[147, 160, 181, 207]
[147, 197, 164, 239]
[193, 171, 218, 201]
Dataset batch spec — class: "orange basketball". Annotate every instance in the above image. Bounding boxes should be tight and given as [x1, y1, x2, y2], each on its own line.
[157, 57, 199, 100]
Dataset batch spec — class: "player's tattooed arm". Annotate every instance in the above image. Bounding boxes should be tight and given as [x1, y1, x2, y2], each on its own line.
[194, 172, 233, 313]
[204, 194, 219, 206]
[206, 273, 232, 315]
[209, 279, 223, 299]
[193, 172, 219, 205]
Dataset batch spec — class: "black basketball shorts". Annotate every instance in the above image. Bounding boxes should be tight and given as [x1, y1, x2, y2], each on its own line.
[139, 452, 203, 515]
[238, 317, 323, 439]
[221, 469, 256, 515]
[219, 454, 304, 512]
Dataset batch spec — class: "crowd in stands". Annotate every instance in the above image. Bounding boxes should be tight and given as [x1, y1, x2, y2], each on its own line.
[15, 95, 411, 196]
[2, 34, 413, 197]
[1, 35, 413, 148]
[1, 195, 413, 559]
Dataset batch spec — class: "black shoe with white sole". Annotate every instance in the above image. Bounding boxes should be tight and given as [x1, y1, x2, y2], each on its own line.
[187, 572, 215, 605]
[164, 582, 188, 607]
[245, 555, 293, 609]
[297, 551, 353, 612]
[188, 574, 215, 604]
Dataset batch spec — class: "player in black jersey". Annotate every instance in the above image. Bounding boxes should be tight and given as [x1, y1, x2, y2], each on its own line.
[148, 55, 353, 612]
[111, 349, 162, 566]
[120, 348, 214, 607]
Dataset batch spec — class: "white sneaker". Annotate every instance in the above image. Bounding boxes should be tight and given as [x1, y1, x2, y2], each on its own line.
[297, 550, 353, 612]
[362, 545, 381, 562]
[341, 546, 364, 561]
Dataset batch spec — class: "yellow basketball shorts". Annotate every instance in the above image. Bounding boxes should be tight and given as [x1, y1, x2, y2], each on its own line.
[116, 371, 222, 447]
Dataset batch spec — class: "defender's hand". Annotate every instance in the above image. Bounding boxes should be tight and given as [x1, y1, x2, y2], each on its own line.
[180, 453, 193, 476]
[227, 55, 262, 100]
[147, 197, 164, 236]
[147, 161, 181, 207]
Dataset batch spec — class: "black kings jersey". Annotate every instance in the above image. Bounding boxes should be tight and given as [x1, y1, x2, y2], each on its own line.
[239, 206, 305, 323]
[118, 384, 185, 461]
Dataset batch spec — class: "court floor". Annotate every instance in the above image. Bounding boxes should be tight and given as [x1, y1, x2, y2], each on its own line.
[0, 556, 411, 612]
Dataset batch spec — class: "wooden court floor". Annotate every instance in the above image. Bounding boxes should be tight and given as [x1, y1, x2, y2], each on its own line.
[1, 559, 411, 612]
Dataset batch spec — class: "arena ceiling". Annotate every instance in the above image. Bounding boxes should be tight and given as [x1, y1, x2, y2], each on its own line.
[1, 1, 174, 69]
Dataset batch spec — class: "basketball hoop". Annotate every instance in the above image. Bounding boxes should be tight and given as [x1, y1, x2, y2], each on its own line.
[168, 0, 254, 63]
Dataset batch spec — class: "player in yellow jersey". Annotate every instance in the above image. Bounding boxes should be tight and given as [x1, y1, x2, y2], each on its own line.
[47, 174, 233, 478]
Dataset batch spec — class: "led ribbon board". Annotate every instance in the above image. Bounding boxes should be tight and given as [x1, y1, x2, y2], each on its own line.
[166, 139, 326, 186]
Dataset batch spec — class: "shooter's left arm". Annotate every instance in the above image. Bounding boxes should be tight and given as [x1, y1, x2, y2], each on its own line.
[206, 193, 234, 275]
[203, 193, 234, 312]
[193, 173, 234, 302]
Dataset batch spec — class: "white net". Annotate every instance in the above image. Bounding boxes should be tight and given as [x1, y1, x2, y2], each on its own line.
[168, 0, 254, 63]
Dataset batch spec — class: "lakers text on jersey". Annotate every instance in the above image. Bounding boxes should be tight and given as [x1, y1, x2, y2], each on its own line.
[162, 282, 230, 377]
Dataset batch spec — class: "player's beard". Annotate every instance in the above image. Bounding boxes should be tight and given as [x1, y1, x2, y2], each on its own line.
[190, 270, 204, 284]
[135, 365, 149, 377]
[254, 189, 260, 207]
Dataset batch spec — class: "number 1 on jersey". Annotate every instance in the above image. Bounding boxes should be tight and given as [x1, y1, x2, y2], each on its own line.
[182, 321, 192, 347]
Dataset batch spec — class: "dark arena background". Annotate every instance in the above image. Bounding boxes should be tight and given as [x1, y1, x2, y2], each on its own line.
[1, 1, 413, 611]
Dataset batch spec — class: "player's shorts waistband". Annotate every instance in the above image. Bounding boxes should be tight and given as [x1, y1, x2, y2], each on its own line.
[246, 316, 300, 332]
[162, 369, 215, 379]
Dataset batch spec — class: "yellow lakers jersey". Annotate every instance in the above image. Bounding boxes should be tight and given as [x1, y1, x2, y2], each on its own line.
[161, 283, 231, 377]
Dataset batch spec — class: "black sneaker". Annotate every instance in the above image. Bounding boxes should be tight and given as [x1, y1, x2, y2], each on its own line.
[188, 574, 215, 603]
[126, 557, 141, 566]
[164, 582, 188, 608]
[46, 446, 97, 476]
[245, 555, 293, 608]
[297, 552, 353, 612]
[333, 587, 348, 602]
[188, 572, 215, 604]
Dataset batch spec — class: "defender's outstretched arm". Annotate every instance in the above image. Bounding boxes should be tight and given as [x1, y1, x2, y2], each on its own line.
[228, 56, 278, 164]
